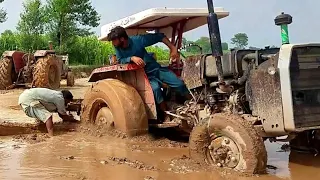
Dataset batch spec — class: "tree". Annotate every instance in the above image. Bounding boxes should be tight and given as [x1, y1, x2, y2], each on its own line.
[221, 42, 228, 50]
[1, 29, 12, 36]
[17, 0, 46, 51]
[183, 37, 229, 54]
[0, 0, 7, 23]
[195, 37, 211, 54]
[231, 33, 248, 49]
[45, 0, 100, 53]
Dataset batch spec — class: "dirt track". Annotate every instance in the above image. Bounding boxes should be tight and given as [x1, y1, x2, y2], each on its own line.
[1, 79, 320, 180]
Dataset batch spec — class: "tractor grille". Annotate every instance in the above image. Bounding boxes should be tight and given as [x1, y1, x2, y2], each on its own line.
[291, 46, 320, 128]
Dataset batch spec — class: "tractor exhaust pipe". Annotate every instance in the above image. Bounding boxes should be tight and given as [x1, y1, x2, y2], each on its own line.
[206, 0, 224, 83]
[274, 12, 292, 45]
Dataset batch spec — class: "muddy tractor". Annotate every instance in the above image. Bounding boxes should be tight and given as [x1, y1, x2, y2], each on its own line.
[0, 49, 75, 90]
[79, 2, 320, 174]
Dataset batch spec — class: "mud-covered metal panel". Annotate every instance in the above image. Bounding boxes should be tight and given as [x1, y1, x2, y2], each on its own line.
[181, 55, 203, 89]
[88, 64, 141, 82]
[121, 69, 157, 120]
[246, 57, 286, 135]
[205, 53, 235, 77]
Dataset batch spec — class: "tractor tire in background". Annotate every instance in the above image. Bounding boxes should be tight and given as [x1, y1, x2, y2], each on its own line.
[0, 57, 14, 90]
[81, 79, 148, 137]
[67, 71, 75, 87]
[33, 55, 61, 89]
[189, 113, 267, 174]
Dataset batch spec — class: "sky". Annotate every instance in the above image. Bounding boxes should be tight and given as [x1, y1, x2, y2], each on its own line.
[0, 0, 319, 48]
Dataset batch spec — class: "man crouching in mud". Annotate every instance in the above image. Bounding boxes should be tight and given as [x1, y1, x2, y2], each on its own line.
[107, 26, 192, 123]
[18, 88, 76, 136]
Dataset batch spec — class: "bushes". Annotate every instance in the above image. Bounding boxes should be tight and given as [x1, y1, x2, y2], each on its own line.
[0, 33, 170, 65]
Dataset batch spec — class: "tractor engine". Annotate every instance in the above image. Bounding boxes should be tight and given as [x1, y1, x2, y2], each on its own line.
[180, 47, 280, 126]
[20, 53, 36, 83]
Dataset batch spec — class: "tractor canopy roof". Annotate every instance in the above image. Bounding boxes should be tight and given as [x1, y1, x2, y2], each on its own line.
[99, 7, 229, 41]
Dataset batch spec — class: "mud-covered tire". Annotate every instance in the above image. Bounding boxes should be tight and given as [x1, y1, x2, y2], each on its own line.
[81, 79, 148, 137]
[0, 58, 13, 90]
[67, 71, 75, 87]
[189, 113, 267, 174]
[33, 55, 61, 89]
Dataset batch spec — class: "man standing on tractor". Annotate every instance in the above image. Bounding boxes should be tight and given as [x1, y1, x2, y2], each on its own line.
[107, 26, 190, 122]
[18, 88, 76, 136]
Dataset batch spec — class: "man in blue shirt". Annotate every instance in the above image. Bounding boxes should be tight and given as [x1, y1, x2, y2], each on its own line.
[107, 26, 190, 122]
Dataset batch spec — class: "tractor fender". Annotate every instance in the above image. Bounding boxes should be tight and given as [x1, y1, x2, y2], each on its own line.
[1, 51, 26, 73]
[34, 50, 56, 58]
[2, 51, 19, 58]
[88, 64, 157, 120]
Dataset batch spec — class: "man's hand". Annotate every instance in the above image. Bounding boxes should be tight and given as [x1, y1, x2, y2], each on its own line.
[170, 47, 180, 63]
[59, 113, 78, 123]
[131, 56, 145, 68]
[111, 60, 118, 65]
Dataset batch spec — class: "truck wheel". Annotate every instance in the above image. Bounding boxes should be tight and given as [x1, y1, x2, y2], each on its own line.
[0, 57, 13, 90]
[189, 113, 267, 174]
[67, 71, 75, 87]
[33, 55, 61, 89]
[81, 79, 148, 137]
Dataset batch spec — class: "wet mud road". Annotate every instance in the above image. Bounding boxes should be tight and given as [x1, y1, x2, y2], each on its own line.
[0, 79, 320, 180]
[1, 131, 320, 180]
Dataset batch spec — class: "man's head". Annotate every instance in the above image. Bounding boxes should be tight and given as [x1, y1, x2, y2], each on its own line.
[107, 26, 129, 48]
[61, 90, 73, 105]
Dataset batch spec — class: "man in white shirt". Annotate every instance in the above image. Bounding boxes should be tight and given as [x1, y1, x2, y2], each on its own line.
[18, 88, 76, 136]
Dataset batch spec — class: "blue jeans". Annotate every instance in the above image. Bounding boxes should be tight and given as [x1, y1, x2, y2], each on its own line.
[147, 67, 189, 104]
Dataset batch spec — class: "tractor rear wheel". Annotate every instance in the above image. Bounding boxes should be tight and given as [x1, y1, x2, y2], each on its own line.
[189, 113, 267, 174]
[33, 55, 61, 89]
[0, 57, 13, 90]
[66, 71, 75, 87]
[80, 79, 148, 137]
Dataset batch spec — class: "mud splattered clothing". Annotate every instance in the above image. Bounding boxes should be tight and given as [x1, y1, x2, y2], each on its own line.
[18, 88, 67, 123]
[115, 33, 189, 104]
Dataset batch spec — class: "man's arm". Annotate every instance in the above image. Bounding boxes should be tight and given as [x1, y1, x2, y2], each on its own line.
[115, 48, 131, 64]
[115, 47, 145, 67]
[139, 33, 179, 60]
[54, 96, 77, 122]
[58, 113, 77, 122]
[138, 33, 166, 47]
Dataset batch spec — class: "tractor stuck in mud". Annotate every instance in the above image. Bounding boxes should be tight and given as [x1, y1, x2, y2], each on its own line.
[64, 1, 320, 175]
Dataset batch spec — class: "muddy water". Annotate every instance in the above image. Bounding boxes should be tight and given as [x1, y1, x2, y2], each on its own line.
[0, 132, 319, 180]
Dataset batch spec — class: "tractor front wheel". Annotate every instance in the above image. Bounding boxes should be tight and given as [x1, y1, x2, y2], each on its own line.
[0, 57, 14, 90]
[189, 113, 267, 174]
[33, 55, 61, 89]
[80, 79, 148, 137]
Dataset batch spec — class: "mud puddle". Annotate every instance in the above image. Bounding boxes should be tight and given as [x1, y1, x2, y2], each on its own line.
[1, 132, 320, 180]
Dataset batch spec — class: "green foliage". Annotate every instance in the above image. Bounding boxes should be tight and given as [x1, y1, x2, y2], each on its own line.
[44, 0, 100, 53]
[231, 33, 248, 49]
[17, 0, 46, 52]
[183, 36, 229, 54]
[68, 36, 114, 65]
[221, 42, 228, 50]
[0, 0, 6, 23]
[146, 46, 169, 61]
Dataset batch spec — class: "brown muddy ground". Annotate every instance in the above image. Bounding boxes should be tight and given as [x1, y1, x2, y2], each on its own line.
[0, 79, 320, 179]
[1, 130, 320, 180]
